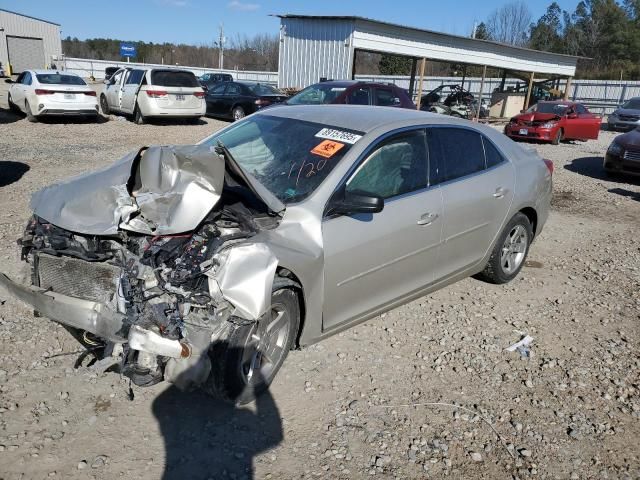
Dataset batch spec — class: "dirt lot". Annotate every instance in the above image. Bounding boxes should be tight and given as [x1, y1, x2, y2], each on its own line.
[0, 83, 639, 480]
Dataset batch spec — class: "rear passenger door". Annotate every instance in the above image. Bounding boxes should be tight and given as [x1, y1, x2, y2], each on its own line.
[428, 127, 515, 279]
[222, 83, 242, 117]
[120, 69, 145, 113]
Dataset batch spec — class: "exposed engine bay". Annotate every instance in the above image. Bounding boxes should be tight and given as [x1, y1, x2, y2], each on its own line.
[11, 144, 285, 391]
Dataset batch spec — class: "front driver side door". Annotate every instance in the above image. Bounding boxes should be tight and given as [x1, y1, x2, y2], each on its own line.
[322, 129, 443, 331]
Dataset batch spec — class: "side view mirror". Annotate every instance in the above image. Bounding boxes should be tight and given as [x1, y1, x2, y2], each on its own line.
[519, 109, 525, 113]
[201, 84, 208, 91]
[4, 78, 13, 84]
[327, 190, 384, 216]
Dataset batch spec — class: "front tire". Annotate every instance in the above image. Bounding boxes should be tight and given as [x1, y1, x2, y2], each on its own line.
[476, 212, 532, 284]
[551, 128, 563, 145]
[232, 106, 245, 121]
[203, 288, 300, 405]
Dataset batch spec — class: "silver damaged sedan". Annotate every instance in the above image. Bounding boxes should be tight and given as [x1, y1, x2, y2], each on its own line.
[0, 105, 552, 404]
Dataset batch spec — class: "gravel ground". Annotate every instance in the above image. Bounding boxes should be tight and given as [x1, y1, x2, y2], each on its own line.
[0, 82, 639, 480]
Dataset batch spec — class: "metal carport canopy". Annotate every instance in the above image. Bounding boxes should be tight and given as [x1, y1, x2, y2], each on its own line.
[277, 15, 579, 77]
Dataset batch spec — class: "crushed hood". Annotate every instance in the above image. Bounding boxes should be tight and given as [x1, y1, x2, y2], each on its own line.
[30, 144, 284, 236]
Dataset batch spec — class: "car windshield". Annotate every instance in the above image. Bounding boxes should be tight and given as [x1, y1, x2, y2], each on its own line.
[36, 74, 86, 85]
[246, 83, 281, 96]
[287, 84, 347, 105]
[151, 70, 199, 87]
[622, 98, 640, 110]
[202, 115, 362, 203]
[532, 103, 570, 115]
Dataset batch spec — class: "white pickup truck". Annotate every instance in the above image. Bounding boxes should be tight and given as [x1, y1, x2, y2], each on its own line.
[100, 68, 206, 124]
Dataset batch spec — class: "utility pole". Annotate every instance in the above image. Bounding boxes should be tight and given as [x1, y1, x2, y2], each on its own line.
[218, 23, 225, 70]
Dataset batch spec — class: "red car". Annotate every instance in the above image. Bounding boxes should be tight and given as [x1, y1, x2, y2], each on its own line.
[505, 101, 601, 145]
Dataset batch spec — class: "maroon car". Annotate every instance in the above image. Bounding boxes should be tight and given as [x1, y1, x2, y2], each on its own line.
[285, 80, 415, 109]
[505, 101, 601, 145]
[604, 128, 640, 177]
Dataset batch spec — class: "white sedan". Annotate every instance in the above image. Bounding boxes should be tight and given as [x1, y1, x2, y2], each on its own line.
[6, 70, 99, 122]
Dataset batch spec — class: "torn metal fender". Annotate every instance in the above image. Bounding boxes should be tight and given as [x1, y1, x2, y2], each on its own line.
[30, 145, 226, 236]
[211, 243, 279, 321]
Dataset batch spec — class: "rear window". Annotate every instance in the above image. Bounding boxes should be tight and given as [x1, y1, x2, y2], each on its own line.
[247, 84, 280, 96]
[151, 70, 199, 87]
[36, 74, 86, 86]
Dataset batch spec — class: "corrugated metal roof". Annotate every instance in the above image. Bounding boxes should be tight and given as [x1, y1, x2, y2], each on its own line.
[275, 14, 583, 60]
[0, 8, 60, 26]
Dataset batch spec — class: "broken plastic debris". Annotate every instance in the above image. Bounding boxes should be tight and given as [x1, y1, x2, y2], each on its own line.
[506, 335, 534, 358]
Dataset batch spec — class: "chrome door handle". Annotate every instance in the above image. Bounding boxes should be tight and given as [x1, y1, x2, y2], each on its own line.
[417, 213, 438, 226]
[493, 187, 507, 199]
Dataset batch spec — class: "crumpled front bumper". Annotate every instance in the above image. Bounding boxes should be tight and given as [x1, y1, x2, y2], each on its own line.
[0, 272, 127, 342]
[0, 273, 190, 359]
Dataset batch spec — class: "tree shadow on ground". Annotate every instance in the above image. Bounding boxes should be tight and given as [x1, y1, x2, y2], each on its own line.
[152, 345, 283, 480]
[0, 161, 30, 187]
[564, 156, 640, 186]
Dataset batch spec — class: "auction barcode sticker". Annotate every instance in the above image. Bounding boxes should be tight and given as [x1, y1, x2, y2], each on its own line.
[315, 128, 362, 145]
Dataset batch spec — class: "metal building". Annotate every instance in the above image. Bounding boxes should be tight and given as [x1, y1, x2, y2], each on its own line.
[0, 8, 62, 74]
[276, 15, 580, 108]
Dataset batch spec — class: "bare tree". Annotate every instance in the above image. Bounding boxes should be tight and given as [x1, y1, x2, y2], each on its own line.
[486, 1, 532, 46]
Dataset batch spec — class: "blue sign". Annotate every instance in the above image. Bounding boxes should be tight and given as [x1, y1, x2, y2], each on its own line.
[120, 43, 137, 58]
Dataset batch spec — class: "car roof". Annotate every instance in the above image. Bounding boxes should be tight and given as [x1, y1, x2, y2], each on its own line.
[256, 104, 467, 133]
[31, 70, 80, 76]
[310, 80, 400, 88]
[539, 100, 575, 106]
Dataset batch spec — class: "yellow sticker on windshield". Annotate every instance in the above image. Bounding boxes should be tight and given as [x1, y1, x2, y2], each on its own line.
[311, 140, 345, 158]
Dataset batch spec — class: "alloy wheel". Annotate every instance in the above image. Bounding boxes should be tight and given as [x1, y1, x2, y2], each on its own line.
[500, 224, 528, 275]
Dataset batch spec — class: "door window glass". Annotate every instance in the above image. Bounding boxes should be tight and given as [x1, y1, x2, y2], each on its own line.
[210, 83, 227, 95]
[575, 104, 587, 114]
[111, 70, 123, 85]
[482, 137, 505, 169]
[15, 73, 25, 84]
[22, 72, 32, 85]
[347, 131, 428, 199]
[225, 84, 241, 95]
[428, 128, 485, 184]
[375, 88, 399, 106]
[125, 70, 145, 85]
[347, 87, 370, 105]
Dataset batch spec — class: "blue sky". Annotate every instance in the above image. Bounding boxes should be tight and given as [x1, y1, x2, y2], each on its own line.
[0, 0, 582, 45]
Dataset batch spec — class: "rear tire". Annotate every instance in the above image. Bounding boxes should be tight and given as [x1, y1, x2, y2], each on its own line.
[551, 128, 563, 145]
[25, 101, 37, 122]
[203, 288, 300, 405]
[134, 103, 145, 125]
[476, 212, 532, 284]
[232, 106, 245, 122]
[100, 95, 110, 115]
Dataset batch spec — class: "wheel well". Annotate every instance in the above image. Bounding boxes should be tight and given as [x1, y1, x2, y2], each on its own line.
[275, 267, 306, 349]
[519, 207, 538, 237]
